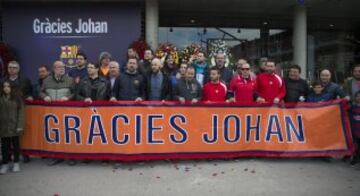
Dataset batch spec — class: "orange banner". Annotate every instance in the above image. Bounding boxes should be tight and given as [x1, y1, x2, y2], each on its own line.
[21, 100, 355, 160]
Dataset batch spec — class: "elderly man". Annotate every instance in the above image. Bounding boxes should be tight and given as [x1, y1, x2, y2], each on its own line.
[40, 60, 74, 166]
[108, 61, 120, 92]
[40, 61, 74, 102]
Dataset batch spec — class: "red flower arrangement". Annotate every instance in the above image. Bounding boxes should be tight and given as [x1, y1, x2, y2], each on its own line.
[179, 43, 205, 63]
[129, 39, 150, 60]
[155, 42, 179, 64]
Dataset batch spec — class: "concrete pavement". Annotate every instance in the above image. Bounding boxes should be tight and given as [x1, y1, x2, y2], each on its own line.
[0, 157, 359, 196]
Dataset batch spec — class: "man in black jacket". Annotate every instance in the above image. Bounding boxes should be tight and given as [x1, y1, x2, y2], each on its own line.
[284, 64, 309, 102]
[139, 49, 154, 77]
[174, 66, 202, 104]
[77, 63, 109, 102]
[146, 58, 172, 101]
[111, 58, 146, 101]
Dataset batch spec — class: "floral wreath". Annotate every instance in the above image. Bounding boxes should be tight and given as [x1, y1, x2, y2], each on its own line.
[179, 43, 205, 63]
[208, 40, 231, 67]
[155, 42, 179, 65]
[130, 39, 150, 60]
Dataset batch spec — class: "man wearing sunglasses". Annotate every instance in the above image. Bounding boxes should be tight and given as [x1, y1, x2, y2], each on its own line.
[227, 62, 257, 103]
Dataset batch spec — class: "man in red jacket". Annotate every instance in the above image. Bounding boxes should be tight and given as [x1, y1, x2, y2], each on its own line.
[202, 67, 227, 102]
[228, 63, 257, 103]
[256, 60, 286, 103]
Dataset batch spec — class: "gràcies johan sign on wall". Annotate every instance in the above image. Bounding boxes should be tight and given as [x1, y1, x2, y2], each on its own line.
[2, 3, 141, 82]
[32, 18, 108, 34]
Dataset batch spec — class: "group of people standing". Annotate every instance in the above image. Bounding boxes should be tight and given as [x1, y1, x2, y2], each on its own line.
[0, 47, 360, 174]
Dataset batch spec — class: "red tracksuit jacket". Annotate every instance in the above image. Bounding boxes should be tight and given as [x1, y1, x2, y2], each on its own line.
[202, 81, 227, 102]
[256, 72, 286, 102]
[229, 75, 257, 103]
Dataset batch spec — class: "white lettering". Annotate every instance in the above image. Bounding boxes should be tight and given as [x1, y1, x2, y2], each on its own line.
[32, 18, 107, 34]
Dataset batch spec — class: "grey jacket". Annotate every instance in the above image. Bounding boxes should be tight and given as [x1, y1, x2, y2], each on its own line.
[174, 78, 202, 101]
[40, 74, 74, 101]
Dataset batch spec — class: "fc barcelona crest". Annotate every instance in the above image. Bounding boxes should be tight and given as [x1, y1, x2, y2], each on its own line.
[60, 45, 80, 68]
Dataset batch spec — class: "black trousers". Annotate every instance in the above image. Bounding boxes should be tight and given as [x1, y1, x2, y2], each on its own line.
[1, 136, 20, 164]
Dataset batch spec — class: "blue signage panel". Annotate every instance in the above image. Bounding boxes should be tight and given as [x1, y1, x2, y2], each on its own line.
[3, 3, 141, 81]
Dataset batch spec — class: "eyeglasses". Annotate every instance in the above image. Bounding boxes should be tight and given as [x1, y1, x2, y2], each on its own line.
[241, 68, 250, 71]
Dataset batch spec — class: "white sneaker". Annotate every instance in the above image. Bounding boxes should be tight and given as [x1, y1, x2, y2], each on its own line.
[12, 163, 20, 172]
[0, 164, 9, 174]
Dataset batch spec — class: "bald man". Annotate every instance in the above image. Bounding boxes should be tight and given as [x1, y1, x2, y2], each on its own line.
[319, 69, 345, 100]
[146, 58, 172, 101]
[204, 53, 233, 86]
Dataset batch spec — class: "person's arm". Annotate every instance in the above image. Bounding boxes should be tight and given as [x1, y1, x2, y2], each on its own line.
[163, 75, 172, 101]
[342, 79, 351, 97]
[196, 82, 203, 101]
[111, 77, 120, 100]
[190, 82, 202, 104]
[225, 69, 234, 87]
[32, 83, 40, 100]
[76, 81, 85, 101]
[103, 80, 111, 100]
[145, 75, 150, 101]
[276, 79, 287, 100]
[304, 80, 310, 97]
[227, 78, 236, 100]
[336, 84, 346, 98]
[255, 75, 265, 102]
[203, 68, 210, 85]
[253, 80, 259, 101]
[202, 84, 208, 101]
[16, 100, 25, 133]
[39, 80, 48, 99]
[23, 78, 33, 99]
[66, 77, 75, 100]
[173, 81, 182, 101]
[139, 75, 147, 101]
